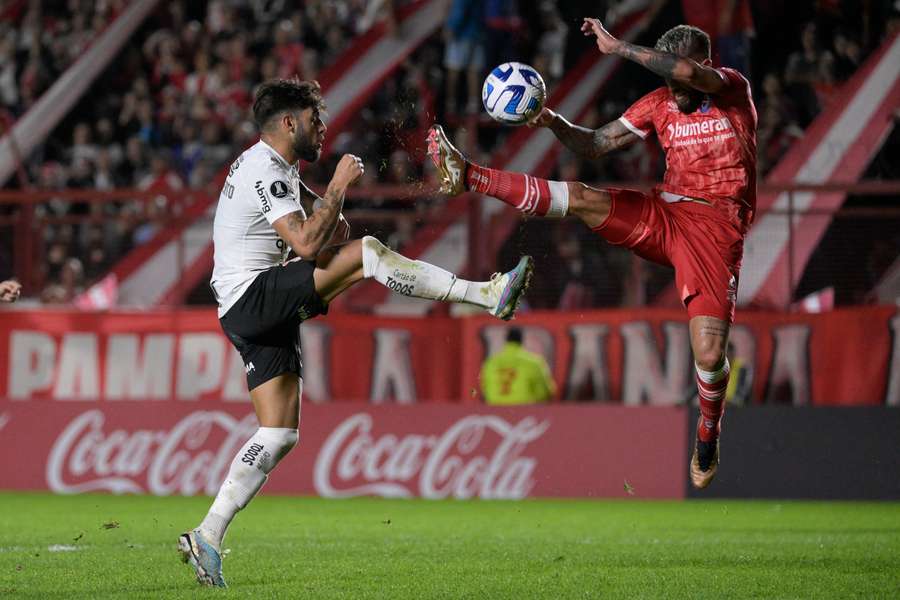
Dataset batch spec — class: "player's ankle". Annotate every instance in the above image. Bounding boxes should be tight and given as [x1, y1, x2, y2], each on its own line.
[697, 417, 721, 442]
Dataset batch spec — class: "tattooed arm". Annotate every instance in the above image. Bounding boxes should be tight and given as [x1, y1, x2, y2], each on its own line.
[540, 110, 639, 159]
[581, 17, 727, 94]
[295, 177, 321, 215]
[296, 175, 351, 247]
[272, 154, 362, 259]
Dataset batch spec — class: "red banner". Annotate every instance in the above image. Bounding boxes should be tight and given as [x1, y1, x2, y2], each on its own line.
[461, 306, 900, 406]
[0, 403, 686, 499]
[1, 306, 897, 405]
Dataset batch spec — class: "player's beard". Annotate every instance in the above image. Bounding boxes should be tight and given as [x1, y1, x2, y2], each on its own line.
[292, 123, 321, 163]
[668, 81, 703, 114]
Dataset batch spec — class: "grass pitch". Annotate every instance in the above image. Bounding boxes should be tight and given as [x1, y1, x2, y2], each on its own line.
[0, 493, 897, 599]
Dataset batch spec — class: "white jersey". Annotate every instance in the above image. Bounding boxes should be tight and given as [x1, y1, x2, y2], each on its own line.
[211, 140, 307, 317]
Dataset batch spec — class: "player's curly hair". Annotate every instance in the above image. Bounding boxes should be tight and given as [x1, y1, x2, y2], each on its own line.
[655, 25, 711, 59]
[252, 79, 326, 131]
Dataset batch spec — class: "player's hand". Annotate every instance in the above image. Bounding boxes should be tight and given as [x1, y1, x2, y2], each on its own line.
[0, 279, 22, 302]
[332, 154, 364, 189]
[527, 107, 557, 128]
[581, 18, 619, 55]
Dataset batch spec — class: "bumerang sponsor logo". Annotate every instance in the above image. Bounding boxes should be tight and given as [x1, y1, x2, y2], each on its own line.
[313, 413, 549, 500]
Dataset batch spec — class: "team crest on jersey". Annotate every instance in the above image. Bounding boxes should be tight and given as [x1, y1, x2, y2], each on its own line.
[270, 180, 289, 198]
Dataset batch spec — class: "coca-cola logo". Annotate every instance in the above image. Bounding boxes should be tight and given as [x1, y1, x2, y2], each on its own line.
[313, 413, 550, 500]
[47, 410, 257, 495]
[43, 409, 551, 500]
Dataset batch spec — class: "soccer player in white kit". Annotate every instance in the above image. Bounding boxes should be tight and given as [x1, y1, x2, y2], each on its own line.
[177, 79, 533, 587]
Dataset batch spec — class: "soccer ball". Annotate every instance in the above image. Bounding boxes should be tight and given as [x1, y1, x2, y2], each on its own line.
[482, 62, 546, 126]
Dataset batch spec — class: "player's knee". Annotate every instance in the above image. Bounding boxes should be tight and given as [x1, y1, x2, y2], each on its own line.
[257, 427, 299, 472]
[361, 235, 387, 278]
[568, 183, 611, 227]
[694, 347, 726, 372]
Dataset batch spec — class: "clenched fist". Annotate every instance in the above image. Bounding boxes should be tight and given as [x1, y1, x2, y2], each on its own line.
[332, 154, 365, 190]
[0, 279, 21, 302]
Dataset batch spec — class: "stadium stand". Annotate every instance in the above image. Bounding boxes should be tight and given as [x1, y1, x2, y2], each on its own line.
[0, 0, 896, 312]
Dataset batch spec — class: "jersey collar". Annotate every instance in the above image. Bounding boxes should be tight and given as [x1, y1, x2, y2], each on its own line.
[259, 139, 300, 176]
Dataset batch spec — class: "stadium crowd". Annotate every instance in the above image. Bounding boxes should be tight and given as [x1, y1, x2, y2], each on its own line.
[0, 0, 896, 308]
[3, 0, 405, 302]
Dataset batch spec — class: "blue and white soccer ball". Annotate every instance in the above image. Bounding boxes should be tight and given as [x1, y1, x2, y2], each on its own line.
[482, 62, 547, 126]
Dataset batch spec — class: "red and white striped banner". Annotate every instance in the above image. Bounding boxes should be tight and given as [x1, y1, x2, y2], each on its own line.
[0, 0, 161, 186]
[739, 33, 900, 308]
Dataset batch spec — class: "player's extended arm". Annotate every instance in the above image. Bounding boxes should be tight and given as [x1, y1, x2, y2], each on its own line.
[272, 154, 363, 260]
[553, 116, 640, 160]
[539, 109, 639, 160]
[297, 174, 351, 247]
[582, 17, 726, 94]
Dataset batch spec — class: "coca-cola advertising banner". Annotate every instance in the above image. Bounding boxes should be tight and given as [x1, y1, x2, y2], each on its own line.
[0, 403, 686, 498]
[1, 307, 898, 404]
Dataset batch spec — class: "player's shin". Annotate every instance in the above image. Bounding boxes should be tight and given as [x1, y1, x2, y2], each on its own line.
[361, 236, 493, 308]
[696, 358, 731, 442]
[198, 427, 298, 550]
[467, 164, 569, 218]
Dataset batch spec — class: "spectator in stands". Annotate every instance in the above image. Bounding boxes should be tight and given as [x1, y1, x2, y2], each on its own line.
[532, 2, 568, 89]
[832, 31, 861, 82]
[273, 19, 305, 80]
[443, 0, 486, 116]
[757, 73, 803, 174]
[484, 0, 521, 67]
[0, 31, 18, 110]
[785, 23, 835, 126]
[480, 328, 556, 405]
[618, 0, 754, 74]
[69, 123, 98, 166]
[0, 279, 21, 302]
[41, 258, 85, 304]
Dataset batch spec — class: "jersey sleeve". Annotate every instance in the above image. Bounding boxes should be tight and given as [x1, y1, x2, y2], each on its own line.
[715, 67, 752, 105]
[619, 88, 666, 140]
[249, 160, 303, 225]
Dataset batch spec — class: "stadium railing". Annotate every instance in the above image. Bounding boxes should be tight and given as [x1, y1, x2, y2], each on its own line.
[1, 181, 897, 309]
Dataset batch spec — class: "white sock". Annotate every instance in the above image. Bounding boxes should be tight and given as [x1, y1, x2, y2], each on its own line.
[198, 427, 298, 549]
[361, 236, 495, 309]
[546, 180, 569, 217]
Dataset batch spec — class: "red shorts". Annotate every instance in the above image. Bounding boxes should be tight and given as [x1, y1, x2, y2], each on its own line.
[593, 189, 744, 323]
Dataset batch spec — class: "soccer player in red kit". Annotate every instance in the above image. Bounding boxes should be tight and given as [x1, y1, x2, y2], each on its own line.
[428, 20, 757, 488]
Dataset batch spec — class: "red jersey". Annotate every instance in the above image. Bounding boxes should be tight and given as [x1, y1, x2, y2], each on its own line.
[619, 68, 758, 232]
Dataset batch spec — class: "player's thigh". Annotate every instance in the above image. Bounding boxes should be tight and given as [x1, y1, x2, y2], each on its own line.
[312, 238, 365, 303]
[250, 373, 302, 429]
[671, 207, 743, 369]
[584, 188, 672, 266]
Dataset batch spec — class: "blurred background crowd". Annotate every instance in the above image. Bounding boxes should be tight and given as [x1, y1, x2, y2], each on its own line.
[0, 0, 897, 308]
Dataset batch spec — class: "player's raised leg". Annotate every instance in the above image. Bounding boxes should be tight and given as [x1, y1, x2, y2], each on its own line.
[427, 124, 615, 228]
[312, 237, 533, 321]
[688, 315, 731, 489]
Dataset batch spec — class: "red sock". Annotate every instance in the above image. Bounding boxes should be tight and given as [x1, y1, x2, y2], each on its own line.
[466, 163, 568, 217]
[696, 360, 730, 442]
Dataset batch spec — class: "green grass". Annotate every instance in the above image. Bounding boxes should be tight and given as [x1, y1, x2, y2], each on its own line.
[0, 493, 897, 599]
